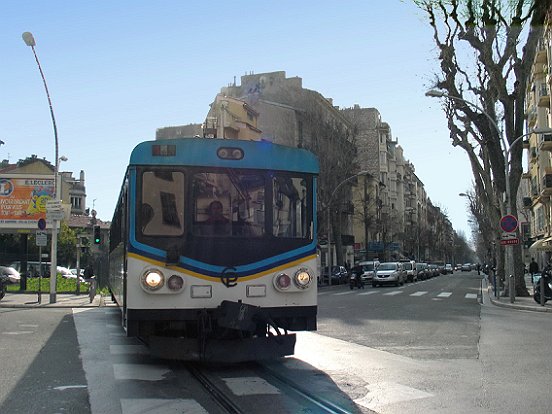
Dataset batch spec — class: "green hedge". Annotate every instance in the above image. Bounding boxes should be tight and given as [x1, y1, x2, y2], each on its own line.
[7, 275, 91, 294]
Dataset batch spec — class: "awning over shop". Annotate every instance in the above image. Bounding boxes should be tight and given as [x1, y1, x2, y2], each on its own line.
[529, 236, 552, 251]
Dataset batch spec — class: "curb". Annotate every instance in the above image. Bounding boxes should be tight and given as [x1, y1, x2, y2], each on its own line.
[486, 286, 552, 313]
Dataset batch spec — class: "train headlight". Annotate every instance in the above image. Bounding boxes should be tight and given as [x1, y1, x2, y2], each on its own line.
[294, 268, 312, 289]
[167, 274, 184, 291]
[141, 269, 164, 291]
[274, 273, 291, 290]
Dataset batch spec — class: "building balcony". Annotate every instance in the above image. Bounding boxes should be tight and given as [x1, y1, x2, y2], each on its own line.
[536, 40, 547, 64]
[539, 134, 552, 151]
[541, 174, 552, 196]
[538, 85, 550, 107]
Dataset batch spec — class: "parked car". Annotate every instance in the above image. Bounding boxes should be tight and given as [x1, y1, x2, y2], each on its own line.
[445, 263, 453, 274]
[373, 262, 407, 287]
[353, 260, 380, 284]
[321, 265, 349, 285]
[0, 266, 21, 284]
[461, 263, 472, 272]
[401, 260, 418, 282]
[58, 266, 85, 282]
[416, 262, 428, 280]
[427, 264, 439, 277]
[69, 268, 85, 278]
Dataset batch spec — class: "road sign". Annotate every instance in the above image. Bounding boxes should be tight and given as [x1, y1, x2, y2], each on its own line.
[46, 200, 62, 208]
[500, 238, 520, 246]
[37, 218, 46, 230]
[36, 231, 47, 246]
[500, 215, 518, 233]
[46, 210, 64, 221]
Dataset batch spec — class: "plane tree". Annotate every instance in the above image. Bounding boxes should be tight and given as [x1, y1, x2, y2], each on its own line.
[416, 0, 551, 295]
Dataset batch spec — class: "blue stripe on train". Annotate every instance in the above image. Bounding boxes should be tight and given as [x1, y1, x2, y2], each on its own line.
[127, 241, 317, 277]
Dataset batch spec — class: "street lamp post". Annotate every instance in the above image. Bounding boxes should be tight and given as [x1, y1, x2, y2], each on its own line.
[22, 32, 61, 304]
[427, 89, 552, 303]
[326, 171, 370, 286]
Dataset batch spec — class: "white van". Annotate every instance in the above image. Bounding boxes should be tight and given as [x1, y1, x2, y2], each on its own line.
[401, 260, 418, 282]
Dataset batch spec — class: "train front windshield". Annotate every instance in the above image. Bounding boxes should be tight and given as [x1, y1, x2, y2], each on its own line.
[136, 168, 314, 265]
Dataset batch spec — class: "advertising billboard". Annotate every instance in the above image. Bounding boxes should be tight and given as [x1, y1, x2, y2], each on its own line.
[0, 174, 54, 230]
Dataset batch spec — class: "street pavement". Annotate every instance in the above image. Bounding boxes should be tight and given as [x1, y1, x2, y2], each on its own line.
[0, 291, 115, 308]
[0, 273, 550, 312]
[485, 273, 552, 312]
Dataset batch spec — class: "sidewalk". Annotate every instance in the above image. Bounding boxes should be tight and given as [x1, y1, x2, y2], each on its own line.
[485, 274, 552, 313]
[0, 291, 115, 308]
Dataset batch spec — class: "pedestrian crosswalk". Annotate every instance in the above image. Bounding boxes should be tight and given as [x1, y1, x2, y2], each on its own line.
[319, 289, 479, 300]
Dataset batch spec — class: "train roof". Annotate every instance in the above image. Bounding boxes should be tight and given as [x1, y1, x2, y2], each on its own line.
[129, 138, 319, 174]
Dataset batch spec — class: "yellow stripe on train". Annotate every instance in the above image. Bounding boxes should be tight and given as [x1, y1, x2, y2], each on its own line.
[127, 252, 317, 282]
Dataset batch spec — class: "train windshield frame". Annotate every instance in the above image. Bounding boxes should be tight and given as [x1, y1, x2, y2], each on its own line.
[134, 166, 315, 265]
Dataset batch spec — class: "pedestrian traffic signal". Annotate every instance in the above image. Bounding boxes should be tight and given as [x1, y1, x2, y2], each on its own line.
[93, 225, 101, 244]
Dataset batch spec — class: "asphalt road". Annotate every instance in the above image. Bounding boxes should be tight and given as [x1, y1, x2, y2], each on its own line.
[1, 271, 551, 414]
[0, 307, 90, 414]
[317, 271, 482, 359]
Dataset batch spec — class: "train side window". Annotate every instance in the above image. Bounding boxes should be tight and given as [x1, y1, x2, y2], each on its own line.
[141, 171, 184, 236]
[272, 176, 310, 238]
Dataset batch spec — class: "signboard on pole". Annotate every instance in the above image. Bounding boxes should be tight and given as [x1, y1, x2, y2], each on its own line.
[500, 238, 520, 246]
[500, 215, 518, 233]
[0, 174, 54, 229]
[36, 231, 47, 246]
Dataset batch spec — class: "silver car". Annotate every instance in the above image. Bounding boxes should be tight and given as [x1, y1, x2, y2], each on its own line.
[373, 262, 407, 287]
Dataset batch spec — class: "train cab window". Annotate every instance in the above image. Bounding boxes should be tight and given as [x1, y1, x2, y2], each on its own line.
[140, 171, 184, 236]
[193, 171, 265, 237]
[273, 176, 310, 238]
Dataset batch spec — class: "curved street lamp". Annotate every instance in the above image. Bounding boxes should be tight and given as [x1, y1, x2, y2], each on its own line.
[22, 32, 61, 304]
[325, 171, 370, 286]
[427, 89, 552, 303]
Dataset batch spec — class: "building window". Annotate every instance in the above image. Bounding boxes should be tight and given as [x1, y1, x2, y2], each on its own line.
[71, 196, 82, 209]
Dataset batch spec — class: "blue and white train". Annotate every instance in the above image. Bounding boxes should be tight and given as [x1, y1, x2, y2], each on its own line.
[109, 138, 319, 361]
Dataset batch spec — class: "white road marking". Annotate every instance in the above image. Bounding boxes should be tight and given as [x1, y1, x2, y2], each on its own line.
[121, 398, 208, 414]
[383, 291, 403, 296]
[465, 293, 478, 299]
[54, 385, 87, 391]
[113, 363, 170, 381]
[223, 377, 281, 396]
[110, 344, 148, 355]
[19, 324, 38, 328]
[2, 331, 34, 335]
[359, 291, 378, 296]
[334, 290, 356, 296]
[355, 381, 433, 411]
[436, 292, 453, 298]
[410, 291, 428, 296]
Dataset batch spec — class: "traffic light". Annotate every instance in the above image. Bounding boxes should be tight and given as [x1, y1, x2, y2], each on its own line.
[93, 225, 101, 244]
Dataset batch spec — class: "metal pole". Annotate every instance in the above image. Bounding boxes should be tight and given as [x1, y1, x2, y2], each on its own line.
[327, 206, 332, 286]
[22, 32, 60, 304]
[37, 246, 42, 304]
[540, 274, 545, 306]
[76, 241, 81, 295]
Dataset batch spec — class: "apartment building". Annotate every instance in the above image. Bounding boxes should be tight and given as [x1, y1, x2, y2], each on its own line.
[524, 24, 552, 263]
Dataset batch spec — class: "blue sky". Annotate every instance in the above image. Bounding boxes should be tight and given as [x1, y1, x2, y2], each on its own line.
[0, 0, 472, 237]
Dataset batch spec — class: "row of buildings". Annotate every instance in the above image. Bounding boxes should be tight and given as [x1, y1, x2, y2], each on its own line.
[158, 71, 457, 269]
[523, 20, 552, 267]
[0, 71, 458, 270]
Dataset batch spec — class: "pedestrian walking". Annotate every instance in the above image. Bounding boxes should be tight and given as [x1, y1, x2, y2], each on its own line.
[529, 258, 539, 284]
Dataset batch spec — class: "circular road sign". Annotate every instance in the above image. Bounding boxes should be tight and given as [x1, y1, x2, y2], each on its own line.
[500, 215, 518, 233]
[37, 218, 46, 230]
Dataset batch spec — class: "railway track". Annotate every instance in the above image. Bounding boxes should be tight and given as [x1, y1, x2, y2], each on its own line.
[185, 361, 361, 414]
